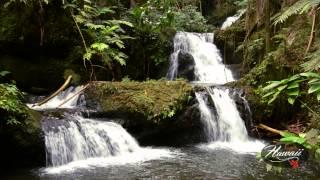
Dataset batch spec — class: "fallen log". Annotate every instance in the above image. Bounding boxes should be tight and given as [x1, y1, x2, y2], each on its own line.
[257, 124, 283, 136]
[36, 75, 72, 106]
[57, 83, 90, 108]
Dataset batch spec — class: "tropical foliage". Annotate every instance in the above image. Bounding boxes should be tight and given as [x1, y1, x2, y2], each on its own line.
[273, 0, 320, 25]
[64, 0, 133, 67]
[260, 72, 320, 105]
[0, 84, 28, 125]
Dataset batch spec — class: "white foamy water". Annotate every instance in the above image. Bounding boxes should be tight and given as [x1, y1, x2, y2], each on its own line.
[167, 32, 234, 84]
[196, 88, 265, 153]
[199, 140, 265, 154]
[221, 10, 246, 30]
[167, 30, 264, 153]
[42, 148, 180, 174]
[41, 114, 180, 172]
[28, 86, 84, 110]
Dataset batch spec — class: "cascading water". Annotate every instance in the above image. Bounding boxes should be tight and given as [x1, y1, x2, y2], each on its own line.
[168, 31, 264, 153]
[43, 115, 140, 167]
[28, 86, 85, 110]
[167, 32, 234, 84]
[196, 88, 248, 142]
[221, 10, 246, 30]
[28, 87, 175, 172]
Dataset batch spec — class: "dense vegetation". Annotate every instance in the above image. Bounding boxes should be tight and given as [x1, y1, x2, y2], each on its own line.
[1, 0, 320, 171]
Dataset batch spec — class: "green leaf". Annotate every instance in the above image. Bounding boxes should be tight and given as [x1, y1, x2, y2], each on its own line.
[268, 91, 280, 104]
[91, 43, 108, 52]
[277, 84, 287, 91]
[0, 71, 10, 77]
[263, 81, 282, 91]
[288, 97, 295, 105]
[300, 72, 320, 78]
[299, 133, 306, 138]
[308, 78, 320, 85]
[262, 91, 276, 98]
[281, 131, 297, 138]
[287, 88, 299, 96]
[83, 52, 92, 61]
[280, 136, 306, 144]
[287, 82, 299, 89]
[287, 74, 301, 82]
[85, 23, 105, 30]
[308, 83, 320, 94]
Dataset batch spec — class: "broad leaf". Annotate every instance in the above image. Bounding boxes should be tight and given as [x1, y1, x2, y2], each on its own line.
[300, 72, 320, 78]
[286, 88, 299, 96]
[308, 83, 320, 94]
[263, 81, 282, 91]
[308, 78, 320, 85]
[288, 97, 295, 105]
[280, 136, 306, 144]
[287, 82, 299, 89]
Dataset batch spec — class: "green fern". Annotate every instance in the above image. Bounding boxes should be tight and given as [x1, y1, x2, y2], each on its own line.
[274, 0, 320, 25]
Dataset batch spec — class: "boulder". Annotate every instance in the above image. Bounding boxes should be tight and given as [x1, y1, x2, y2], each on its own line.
[83, 80, 205, 146]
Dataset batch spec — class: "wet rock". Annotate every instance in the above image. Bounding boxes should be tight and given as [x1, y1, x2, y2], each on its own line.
[177, 52, 196, 81]
[83, 80, 205, 146]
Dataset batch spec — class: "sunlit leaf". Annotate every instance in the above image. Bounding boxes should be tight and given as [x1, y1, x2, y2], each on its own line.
[263, 81, 282, 91]
[288, 97, 295, 105]
[300, 72, 320, 78]
[91, 43, 108, 52]
[308, 83, 320, 94]
[280, 136, 306, 144]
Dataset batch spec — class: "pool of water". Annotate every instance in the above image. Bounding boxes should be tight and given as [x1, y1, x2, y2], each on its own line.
[2, 146, 320, 180]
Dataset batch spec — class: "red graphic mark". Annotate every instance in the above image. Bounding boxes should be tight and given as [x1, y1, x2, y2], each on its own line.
[289, 159, 299, 169]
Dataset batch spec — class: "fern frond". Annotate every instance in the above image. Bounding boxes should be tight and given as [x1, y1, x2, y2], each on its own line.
[273, 0, 320, 25]
[302, 48, 320, 71]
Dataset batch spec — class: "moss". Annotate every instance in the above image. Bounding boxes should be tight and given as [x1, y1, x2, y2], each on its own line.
[0, 84, 42, 141]
[85, 80, 193, 123]
[225, 11, 315, 131]
[214, 19, 246, 64]
[0, 84, 44, 167]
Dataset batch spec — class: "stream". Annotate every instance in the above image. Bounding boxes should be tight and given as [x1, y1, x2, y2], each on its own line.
[3, 147, 320, 180]
[2, 15, 320, 180]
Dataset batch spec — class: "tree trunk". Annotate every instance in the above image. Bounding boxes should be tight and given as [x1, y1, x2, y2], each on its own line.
[265, 0, 271, 53]
[130, 0, 136, 8]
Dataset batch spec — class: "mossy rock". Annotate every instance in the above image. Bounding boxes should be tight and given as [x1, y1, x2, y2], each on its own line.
[85, 80, 193, 123]
[214, 18, 246, 65]
[84, 80, 205, 146]
[0, 84, 44, 169]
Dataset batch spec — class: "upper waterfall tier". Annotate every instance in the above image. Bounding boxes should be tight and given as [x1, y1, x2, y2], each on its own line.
[167, 32, 235, 84]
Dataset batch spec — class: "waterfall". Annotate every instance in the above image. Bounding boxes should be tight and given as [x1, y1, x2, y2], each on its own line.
[43, 115, 140, 167]
[167, 32, 234, 84]
[28, 86, 85, 110]
[221, 10, 246, 30]
[29, 88, 175, 171]
[196, 88, 248, 142]
[168, 31, 264, 153]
